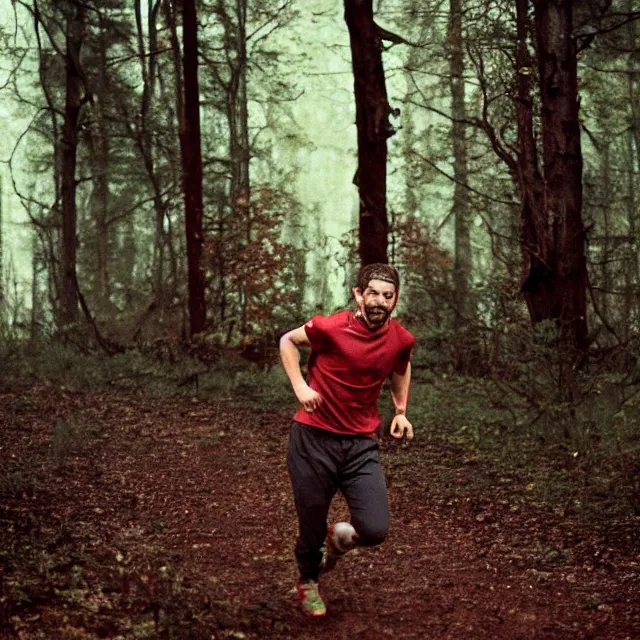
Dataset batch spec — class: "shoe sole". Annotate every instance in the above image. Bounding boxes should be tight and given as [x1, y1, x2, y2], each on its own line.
[300, 606, 326, 617]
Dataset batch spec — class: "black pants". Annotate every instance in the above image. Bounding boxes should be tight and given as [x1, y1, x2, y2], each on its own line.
[287, 420, 389, 581]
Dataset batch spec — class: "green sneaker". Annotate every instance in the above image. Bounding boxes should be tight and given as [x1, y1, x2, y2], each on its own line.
[296, 580, 326, 617]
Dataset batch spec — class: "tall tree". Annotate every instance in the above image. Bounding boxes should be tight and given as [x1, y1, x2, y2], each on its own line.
[344, 0, 395, 266]
[213, 0, 252, 333]
[535, 0, 588, 354]
[511, 0, 589, 361]
[447, 0, 471, 328]
[181, 0, 207, 336]
[625, 3, 640, 329]
[134, 0, 170, 304]
[85, 17, 112, 309]
[60, 0, 89, 329]
[0, 173, 3, 318]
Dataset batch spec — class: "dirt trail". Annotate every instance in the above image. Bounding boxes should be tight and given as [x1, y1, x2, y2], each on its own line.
[1, 387, 639, 639]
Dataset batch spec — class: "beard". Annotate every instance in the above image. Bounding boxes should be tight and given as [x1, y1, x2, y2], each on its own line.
[364, 305, 390, 327]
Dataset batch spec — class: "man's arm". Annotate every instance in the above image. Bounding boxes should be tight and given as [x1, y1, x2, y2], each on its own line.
[279, 326, 323, 413]
[389, 363, 413, 440]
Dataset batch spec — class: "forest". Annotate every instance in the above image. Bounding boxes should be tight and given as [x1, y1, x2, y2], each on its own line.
[1, 0, 640, 638]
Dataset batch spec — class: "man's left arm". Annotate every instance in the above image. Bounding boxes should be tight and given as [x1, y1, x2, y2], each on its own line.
[390, 362, 413, 440]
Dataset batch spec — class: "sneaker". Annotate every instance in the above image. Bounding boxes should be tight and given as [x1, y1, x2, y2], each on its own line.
[296, 580, 326, 617]
[320, 522, 357, 574]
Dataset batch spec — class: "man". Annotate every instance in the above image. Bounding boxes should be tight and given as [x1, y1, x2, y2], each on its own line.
[279, 263, 415, 617]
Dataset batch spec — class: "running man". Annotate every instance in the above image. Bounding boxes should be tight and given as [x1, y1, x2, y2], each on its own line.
[279, 263, 415, 617]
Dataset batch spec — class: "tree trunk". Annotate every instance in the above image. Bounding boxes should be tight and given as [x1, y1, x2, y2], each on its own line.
[600, 140, 612, 324]
[135, 0, 168, 305]
[87, 27, 110, 309]
[344, 0, 393, 266]
[515, 0, 588, 360]
[225, 0, 251, 335]
[216, 199, 227, 322]
[626, 4, 640, 329]
[447, 0, 471, 329]
[0, 173, 3, 318]
[60, 1, 87, 329]
[625, 127, 638, 336]
[534, 0, 588, 356]
[181, 0, 207, 336]
[162, 0, 184, 296]
[87, 102, 110, 309]
[516, 0, 556, 325]
[31, 232, 44, 341]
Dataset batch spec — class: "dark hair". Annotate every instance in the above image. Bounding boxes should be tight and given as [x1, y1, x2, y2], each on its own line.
[356, 263, 400, 293]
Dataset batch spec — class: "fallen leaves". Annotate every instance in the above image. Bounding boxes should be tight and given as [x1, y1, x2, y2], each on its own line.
[1, 387, 639, 639]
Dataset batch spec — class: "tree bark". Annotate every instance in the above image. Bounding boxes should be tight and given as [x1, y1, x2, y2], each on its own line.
[344, 0, 393, 266]
[625, 126, 638, 335]
[135, 0, 168, 304]
[0, 174, 3, 317]
[626, 3, 640, 328]
[31, 232, 43, 341]
[162, 0, 184, 295]
[447, 0, 471, 329]
[599, 140, 612, 324]
[534, 0, 588, 355]
[87, 25, 111, 309]
[60, 1, 87, 329]
[516, 0, 555, 325]
[515, 0, 588, 359]
[181, 0, 207, 336]
[224, 0, 251, 334]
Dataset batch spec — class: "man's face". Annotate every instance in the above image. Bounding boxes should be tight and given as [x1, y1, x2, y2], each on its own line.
[353, 278, 398, 330]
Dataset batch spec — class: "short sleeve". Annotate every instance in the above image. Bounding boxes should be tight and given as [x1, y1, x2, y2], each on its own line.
[393, 333, 415, 375]
[303, 315, 331, 352]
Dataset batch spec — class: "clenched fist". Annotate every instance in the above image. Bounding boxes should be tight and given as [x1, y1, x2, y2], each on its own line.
[295, 384, 324, 413]
[390, 414, 413, 440]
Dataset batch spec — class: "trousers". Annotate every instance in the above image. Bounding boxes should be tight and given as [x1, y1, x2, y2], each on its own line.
[287, 420, 389, 581]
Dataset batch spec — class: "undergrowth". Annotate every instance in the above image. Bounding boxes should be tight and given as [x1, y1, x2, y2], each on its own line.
[1, 336, 639, 515]
[0, 339, 294, 411]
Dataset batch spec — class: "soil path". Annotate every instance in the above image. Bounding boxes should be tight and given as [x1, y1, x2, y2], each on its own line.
[1, 386, 639, 639]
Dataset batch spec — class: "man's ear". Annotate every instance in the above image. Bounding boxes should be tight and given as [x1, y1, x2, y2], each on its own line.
[352, 287, 363, 304]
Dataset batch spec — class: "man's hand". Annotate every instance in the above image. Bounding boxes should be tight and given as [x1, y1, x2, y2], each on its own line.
[295, 384, 323, 413]
[390, 414, 413, 440]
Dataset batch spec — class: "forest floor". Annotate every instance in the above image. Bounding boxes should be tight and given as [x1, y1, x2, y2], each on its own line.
[1, 384, 639, 640]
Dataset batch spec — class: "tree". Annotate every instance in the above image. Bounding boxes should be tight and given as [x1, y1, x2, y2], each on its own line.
[446, 0, 471, 329]
[344, 0, 396, 266]
[59, 0, 89, 329]
[0, 173, 3, 320]
[181, 0, 207, 337]
[85, 13, 112, 310]
[516, 0, 588, 358]
[212, 0, 252, 334]
[133, 0, 172, 305]
[198, 0, 302, 337]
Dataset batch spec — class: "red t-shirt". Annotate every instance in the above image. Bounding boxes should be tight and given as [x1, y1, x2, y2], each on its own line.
[293, 310, 415, 436]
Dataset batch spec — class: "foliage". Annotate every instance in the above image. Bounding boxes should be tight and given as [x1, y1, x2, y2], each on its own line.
[204, 185, 306, 340]
[0, 338, 295, 411]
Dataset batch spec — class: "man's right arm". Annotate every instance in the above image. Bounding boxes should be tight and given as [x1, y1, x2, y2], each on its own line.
[279, 326, 323, 413]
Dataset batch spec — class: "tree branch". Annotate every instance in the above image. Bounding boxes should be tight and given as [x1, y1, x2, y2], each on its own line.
[374, 22, 420, 47]
[408, 148, 515, 206]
